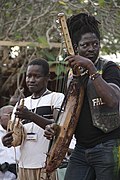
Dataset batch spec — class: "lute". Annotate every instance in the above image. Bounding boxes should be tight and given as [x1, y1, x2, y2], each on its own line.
[46, 13, 85, 173]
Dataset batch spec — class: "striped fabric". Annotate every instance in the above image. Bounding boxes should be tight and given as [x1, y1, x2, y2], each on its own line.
[18, 168, 57, 180]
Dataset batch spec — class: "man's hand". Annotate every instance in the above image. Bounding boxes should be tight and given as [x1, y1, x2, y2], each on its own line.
[44, 123, 60, 140]
[2, 131, 13, 148]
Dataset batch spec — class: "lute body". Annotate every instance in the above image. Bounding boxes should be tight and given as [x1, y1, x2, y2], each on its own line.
[46, 13, 85, 173]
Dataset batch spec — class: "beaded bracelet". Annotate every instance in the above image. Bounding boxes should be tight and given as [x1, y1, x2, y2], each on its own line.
[89, 71, 100, 81]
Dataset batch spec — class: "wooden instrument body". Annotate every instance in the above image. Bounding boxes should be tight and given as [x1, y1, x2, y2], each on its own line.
[7, 118, 25, 147]
[46, 13, 84, 173]
[46, 78, 84, 172]
[7, 98, 26, 147]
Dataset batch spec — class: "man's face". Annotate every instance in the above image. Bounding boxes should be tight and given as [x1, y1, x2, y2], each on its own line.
[77, 32, 100, 63]
[0, 107, 13, 130]
[26, 65, 49, 97]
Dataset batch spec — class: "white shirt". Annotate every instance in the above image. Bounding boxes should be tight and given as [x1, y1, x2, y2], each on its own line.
[0, 125, 20, 164]
[12, 91, 64, 169]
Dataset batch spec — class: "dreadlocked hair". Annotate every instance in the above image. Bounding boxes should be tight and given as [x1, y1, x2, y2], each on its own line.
[67, 13, 101, 47]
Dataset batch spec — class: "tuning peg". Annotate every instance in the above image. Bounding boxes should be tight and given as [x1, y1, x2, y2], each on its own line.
[62, 40, 65, 43]
[56, 19, 59, 24]
[57, 25, 62, 30]
[58, 12, 64, 17]
[63, 48, 67, 53]
[59, 32, 63, 36]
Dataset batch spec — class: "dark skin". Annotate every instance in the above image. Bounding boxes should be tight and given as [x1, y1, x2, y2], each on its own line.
[0, 106, 14, 148]
[0, 106, 13, 130]
[2, 65, 54, 147]
[65, 33, 119, 107]
[44, 32, 119, 139]
[15, 65, 54, 128]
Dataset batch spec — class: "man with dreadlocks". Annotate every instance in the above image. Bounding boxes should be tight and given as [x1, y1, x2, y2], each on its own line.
[44, 13, 120, 180]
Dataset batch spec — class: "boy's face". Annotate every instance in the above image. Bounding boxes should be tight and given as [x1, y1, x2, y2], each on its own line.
[78, 32, 100, 63]
[26, 65, 49, 97]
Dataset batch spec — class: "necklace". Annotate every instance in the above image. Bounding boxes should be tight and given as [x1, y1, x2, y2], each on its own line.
[29, 89, 48, 132]
[30, 89, 48, 113]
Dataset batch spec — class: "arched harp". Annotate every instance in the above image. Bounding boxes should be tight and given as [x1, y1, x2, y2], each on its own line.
[46, 13, 85, 173]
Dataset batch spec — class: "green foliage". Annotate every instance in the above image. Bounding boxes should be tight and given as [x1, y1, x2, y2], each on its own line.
[37, 36, 48, 47]
[98, 0, 105, 7]
[0, 0, 119, 55]
[58, 1, 67, 6]
[15, 33, 22, 40]
[55, 62, 67, 76]
[1, 0, 120, 107]
[40, 49, 56, 61]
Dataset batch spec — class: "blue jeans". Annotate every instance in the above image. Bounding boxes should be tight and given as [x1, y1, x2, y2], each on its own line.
[64, 139, 120, 180]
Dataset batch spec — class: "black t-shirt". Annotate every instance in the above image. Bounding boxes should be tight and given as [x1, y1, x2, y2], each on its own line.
[75, 60, 120, 148]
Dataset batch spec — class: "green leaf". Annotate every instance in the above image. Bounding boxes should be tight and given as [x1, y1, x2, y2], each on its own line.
[37, 36, 48, 47]
[58, 1, 67, 6]
[15, 33, 22, 40]
[55, 62, 67, 76]
[39, 49, 56, 61]
[98, 0, 105, 7]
